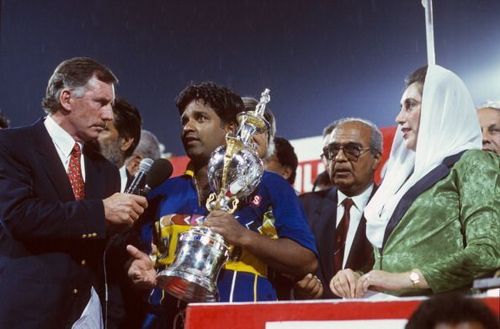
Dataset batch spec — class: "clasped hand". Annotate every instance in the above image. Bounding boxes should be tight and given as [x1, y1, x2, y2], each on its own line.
[329, 269, 414, 298]
[203, 210, 248, 246]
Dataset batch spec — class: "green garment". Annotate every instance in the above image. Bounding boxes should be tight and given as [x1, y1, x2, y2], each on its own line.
[374, 150, 500, 295]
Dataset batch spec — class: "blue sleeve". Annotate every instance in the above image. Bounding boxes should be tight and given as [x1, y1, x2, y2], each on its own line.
[261, 172, 318, 256]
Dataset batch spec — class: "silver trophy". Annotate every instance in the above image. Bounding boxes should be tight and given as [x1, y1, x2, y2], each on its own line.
[156, 89, 271, 302]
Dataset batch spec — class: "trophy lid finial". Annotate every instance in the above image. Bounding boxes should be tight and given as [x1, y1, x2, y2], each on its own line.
[255, 88, 271, 116]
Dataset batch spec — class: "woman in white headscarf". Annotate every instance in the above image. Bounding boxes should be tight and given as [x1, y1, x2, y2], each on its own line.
[329, 65, 500, 298]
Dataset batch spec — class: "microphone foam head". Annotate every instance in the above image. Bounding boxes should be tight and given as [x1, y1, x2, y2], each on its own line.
[146, 158, 173, 189]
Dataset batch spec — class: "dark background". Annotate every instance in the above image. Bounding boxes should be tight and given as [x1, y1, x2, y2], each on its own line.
[1, 0, 499, 155]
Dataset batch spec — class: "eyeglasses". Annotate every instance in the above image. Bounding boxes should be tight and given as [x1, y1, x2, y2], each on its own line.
[322, 143, 372, 162]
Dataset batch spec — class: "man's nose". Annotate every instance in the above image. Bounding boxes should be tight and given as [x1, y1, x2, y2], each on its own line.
[102, 104, 113, 121]
[334, 148, 348, 161]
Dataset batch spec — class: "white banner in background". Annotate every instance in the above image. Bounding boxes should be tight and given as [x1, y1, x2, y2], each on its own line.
[290, 136, 324, 193]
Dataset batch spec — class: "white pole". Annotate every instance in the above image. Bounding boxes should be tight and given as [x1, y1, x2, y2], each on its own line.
[422, 0, 436, 65]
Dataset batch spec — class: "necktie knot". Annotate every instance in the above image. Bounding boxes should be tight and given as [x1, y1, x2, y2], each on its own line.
[342, 198, 354, 212]
[71, 143, 82, 157]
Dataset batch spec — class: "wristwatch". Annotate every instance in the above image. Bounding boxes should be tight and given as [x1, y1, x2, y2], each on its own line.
[409, 271, 420, 288]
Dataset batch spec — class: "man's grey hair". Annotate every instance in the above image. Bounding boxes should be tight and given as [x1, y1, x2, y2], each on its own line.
[42, 57, 117, 114]
[322, 122, 337, 139]
[329, 117, 383, 154]
[478, 100, 500, 111]
[133, 129, 161, 160]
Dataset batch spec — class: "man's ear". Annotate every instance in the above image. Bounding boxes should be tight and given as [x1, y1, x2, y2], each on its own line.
[282, 166, 293, 181]
[371, 151, 382, 171]
[59, 89, 72, 112]
[120, 136, 135, 153]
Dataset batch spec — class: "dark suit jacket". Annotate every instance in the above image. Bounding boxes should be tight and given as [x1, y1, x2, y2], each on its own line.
[300, 186, 375, 299]
[0, 119, 120, 329]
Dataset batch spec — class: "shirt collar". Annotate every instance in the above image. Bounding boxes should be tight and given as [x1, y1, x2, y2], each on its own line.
[44, 115, 80, 158]
[337, 184, 374, 211]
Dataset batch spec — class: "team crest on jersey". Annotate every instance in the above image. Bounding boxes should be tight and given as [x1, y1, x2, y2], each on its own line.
[251, 195, 262, 206]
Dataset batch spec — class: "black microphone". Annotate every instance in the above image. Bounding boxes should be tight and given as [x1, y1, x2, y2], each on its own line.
[143, 158, 173, 194]
[125, 158, 154, 195]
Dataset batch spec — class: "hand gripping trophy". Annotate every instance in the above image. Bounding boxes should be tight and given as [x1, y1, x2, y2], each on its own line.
[156, 89, 272, 302]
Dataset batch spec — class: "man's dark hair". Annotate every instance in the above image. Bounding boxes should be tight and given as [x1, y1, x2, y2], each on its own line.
[42, 57, 118, 114]
[0, 111, 10, 129]
[113, 97, 142, 158]
[406, 293, 499, 329]
[274, 136, 299, 185]
[175, 81, 244, 124]
[405, 65, 428, 91]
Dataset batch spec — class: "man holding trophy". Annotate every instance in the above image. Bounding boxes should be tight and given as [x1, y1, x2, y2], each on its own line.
[127, 82, 317, 328]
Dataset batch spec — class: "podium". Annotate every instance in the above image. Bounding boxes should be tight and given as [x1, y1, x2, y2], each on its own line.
[185, 296, 499, 329]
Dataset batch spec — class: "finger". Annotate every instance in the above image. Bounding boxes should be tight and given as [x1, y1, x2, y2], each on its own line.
[329, 276, 340, 296]
[126, 244, 148, 261]
[126, 193, 147, 204]
[296, 274, 312, 288]
[336, 274, 351, 297]
[135, 195, 148, 208]
[130, 200, 146, 216]
[355, 278, 364, 297]
[345, 272, 357, 298]
[355, 275, 369, 298]
[330, 277, 343, 297]
[210, 209, 225, 217]
[310, 278, 322, 296]
[304, 278, 317, 291]
[333, 280, 347, 298]
[363, 276, 371, 291]
[316, 282, 324, 298]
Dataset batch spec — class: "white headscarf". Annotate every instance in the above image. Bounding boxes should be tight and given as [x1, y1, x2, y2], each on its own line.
[365, 65, 482, 248]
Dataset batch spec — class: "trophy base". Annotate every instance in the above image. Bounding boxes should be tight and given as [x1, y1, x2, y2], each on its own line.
[157, 268, 218, 303]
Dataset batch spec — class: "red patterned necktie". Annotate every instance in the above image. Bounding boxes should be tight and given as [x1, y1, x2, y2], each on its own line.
[68, 143, 85, 200]
[334, 198, 354, 274]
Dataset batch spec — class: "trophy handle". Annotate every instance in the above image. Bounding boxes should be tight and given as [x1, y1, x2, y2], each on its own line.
[206, 193, 217, 211]
[206, 192, 240, 214]
[229, 199, 239, 214]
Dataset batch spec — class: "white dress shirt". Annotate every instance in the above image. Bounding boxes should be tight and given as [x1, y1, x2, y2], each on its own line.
[336, 184, 373, 269]
[119, 165, 128, 193]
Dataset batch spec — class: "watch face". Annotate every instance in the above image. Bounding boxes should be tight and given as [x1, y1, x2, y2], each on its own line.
[410, 272, 420, 283]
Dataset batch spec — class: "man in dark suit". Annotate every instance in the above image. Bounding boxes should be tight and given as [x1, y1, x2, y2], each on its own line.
[295, 118, 382, 299]
[0, 57, 148, 329]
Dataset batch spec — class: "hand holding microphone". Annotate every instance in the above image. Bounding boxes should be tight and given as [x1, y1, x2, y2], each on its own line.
[103, 158, 155, 226]
[103, 158, 174, 226]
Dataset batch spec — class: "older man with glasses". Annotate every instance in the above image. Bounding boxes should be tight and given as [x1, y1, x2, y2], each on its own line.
[294, 118, 383, 299]
[477, 101, 500, 155]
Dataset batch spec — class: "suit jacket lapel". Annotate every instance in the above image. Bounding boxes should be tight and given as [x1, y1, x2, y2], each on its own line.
[82, 143, 105, 199]
[32, 119, 75, 202]
[315, 188, 338, 282]
[345, 185, 377, 270]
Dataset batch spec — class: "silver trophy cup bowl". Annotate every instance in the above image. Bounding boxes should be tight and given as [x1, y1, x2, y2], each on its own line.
[156, 226, 230, 302]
